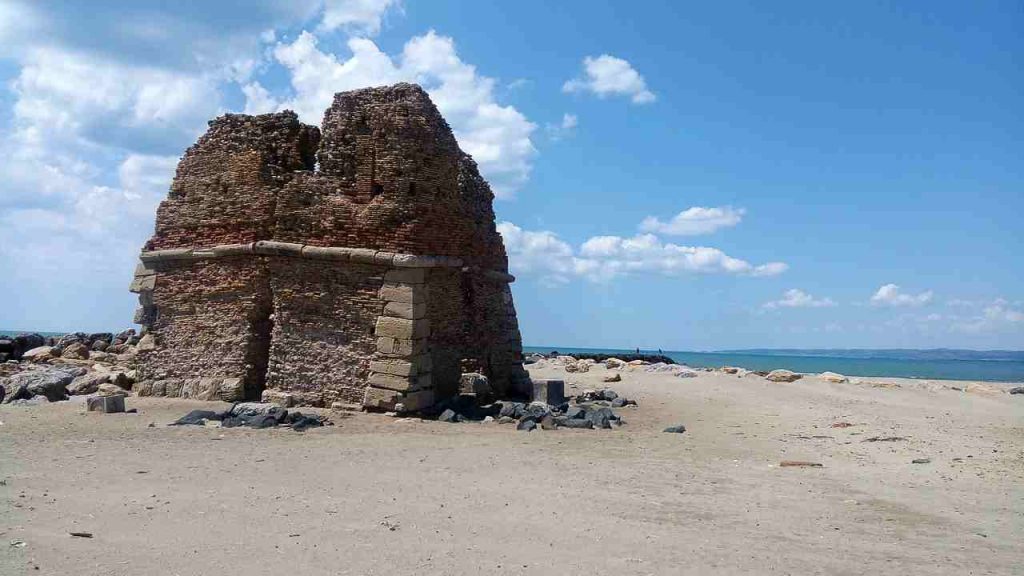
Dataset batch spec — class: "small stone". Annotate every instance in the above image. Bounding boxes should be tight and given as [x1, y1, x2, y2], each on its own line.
[497, 416, 515, 424]
[779, 461, 823, 468]
[539, 415, 556, 430]
[819, 371, 848, 383]
[602, 373, 621, 383]
[438, 408, 459, 423]
[600, 389, 618, 401]
[911, 458, 931, 464]
[483, 416, 494, 423]
[663, 425, 686, 434]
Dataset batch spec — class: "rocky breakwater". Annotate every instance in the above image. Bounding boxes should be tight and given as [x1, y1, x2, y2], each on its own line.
[0, 330, 140, 406]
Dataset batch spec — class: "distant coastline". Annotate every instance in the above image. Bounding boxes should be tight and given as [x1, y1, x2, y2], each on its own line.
[524, 346, 1024, 383]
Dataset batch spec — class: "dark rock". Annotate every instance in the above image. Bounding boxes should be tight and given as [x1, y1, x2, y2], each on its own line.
[911, 458, 931, 464]
[517, 419, 537, 432]
[438, 408, 459, 423]
[91, 340, 109, 352]
[1010, 386, 1023, 395]
[230, 402, 285, 419]
[88, 333, 113, 345]
[247, 414, 280, 429]
[5, 384, 32, 403]
[4, 368, 75, 401]
[600, 389, 618, 401]
[170, 410, 222, 426]
[0, 384, 4, 404]
[554, 416, 594, 429]
[558, 416, 595, 429]
[289, 412, 324, 431]
[115, 329, 136, 342]
[611, 397, 626, 408]
[586, 407, 617, 429]
[565, 406, 587, 419]
[499, 401, 525, 419]
[663, 425, 687, 434]
[539, 415, 557, 430]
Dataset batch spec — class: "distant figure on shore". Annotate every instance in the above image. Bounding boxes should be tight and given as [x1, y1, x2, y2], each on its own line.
[636, 347, 640, 354]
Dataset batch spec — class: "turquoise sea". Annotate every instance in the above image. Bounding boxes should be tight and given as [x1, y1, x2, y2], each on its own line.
[524, 346, 1024, 383]
[4, 329, 1021, 383]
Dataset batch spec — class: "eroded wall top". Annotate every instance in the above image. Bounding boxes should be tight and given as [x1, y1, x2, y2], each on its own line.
[146, 83, 508, 271]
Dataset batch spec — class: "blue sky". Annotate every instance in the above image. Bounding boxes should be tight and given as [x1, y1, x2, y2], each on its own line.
[0, 0, 1021, 349]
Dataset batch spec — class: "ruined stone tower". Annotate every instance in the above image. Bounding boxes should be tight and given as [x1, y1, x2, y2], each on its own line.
[129, 83, 528, 410]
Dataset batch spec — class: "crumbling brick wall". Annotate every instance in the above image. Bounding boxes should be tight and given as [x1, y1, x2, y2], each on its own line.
[131, 83, 526, 410]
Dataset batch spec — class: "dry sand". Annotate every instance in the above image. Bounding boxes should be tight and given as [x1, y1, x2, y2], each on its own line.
[1, 364, 1021, 575]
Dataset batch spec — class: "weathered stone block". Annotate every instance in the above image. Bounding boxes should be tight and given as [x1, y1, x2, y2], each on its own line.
[376, 337, 427, 357]
[129, 275, 156, 293]
[375, 316, 430, 339]
[383, 300, 427, 320]
[379, 283, 424, 304]
[531, 379, 565, 406]
[87, 395, 125, 413]
[383, 268, 426, 284]
[218, 377, 245, 401]
[362, 386, 434, 412]
[368, 357, 423, 377]
[367, 372, 432, 392]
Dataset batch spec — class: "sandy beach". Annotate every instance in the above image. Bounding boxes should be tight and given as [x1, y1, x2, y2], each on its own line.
[1, 362, 1020, 576]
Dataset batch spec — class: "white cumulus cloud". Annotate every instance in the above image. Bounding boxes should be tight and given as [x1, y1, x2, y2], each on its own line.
[763, 289, 837, 309]
[563, 54, 656, 104]
[499, 223, 787, 284]
[639, 206, 745, 236]
[319, 0, 401, 36]
[870, 284, 934, 307]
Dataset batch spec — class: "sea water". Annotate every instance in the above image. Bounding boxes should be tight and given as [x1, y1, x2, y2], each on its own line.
[524, 346, 1024, 383]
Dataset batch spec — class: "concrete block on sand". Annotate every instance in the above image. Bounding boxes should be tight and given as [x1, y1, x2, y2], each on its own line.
[87, 395, 125, 413]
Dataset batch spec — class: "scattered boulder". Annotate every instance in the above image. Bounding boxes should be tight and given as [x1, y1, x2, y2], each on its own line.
[91, 340, 109, 352]
[22, 346, 57, 362]
[767, 369, 802, 383]
[553, 416, 593, 429]
[228, 403, 276, 417]
[819, 371, 848, 383]
[602, 373, 622, 383]
[663, 425, 686, 434]
[1010, 386, 1023, 395]
[61, 342, 90, 360]
[88, 351, 117, 364]
[68, 373, 111, 396]
[721, 366, 741, 374]
[675, 369, 699, 378]
[4, 368, 75, 401]
[605, 358, 627, 369]
[97, 383, 129, 397]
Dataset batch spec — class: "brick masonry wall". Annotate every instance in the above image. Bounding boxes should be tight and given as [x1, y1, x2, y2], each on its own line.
[133, 83, 524, 410]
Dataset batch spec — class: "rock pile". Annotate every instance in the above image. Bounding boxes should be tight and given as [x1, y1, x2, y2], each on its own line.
[170, 403, 330, 431]
[432, 385, 635, 431]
